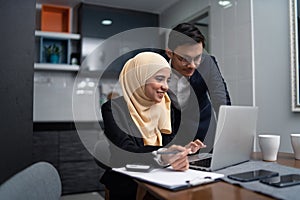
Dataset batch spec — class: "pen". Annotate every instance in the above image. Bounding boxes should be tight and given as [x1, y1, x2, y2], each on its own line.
[156, 150, 182, 155]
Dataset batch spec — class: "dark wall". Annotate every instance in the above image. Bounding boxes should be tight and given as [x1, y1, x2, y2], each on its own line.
[0, 0, 35, 183]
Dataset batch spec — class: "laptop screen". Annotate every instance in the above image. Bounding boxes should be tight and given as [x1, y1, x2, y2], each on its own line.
[190, 105, 258, 171]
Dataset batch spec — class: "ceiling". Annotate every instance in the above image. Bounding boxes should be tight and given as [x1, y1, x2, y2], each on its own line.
[36, 0, 181, 14]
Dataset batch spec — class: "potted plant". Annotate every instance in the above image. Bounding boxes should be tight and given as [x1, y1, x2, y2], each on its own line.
[44, 44, 61, 63]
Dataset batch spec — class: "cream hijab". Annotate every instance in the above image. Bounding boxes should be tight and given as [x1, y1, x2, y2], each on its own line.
[119, 52, 172, 146]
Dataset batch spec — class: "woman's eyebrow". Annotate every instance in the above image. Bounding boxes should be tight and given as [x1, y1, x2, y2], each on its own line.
[155, 74, 170, 79]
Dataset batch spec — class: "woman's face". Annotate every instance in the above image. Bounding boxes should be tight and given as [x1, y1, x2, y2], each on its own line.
[145, 68, 171, 103]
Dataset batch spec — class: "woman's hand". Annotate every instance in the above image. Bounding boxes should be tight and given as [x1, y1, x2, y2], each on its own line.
[161, 145, 190, 171]
[185, 139, 206, 154]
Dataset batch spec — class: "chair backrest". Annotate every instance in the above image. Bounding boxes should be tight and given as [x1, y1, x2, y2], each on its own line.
[0, 162, 61, 200]
[94, 138, 111, 170]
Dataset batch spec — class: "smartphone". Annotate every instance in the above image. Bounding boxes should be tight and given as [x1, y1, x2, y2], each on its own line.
[260, 174, 300, 187]
[228, 169, 279, 182]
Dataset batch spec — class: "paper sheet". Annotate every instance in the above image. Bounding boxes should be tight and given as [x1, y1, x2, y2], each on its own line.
[113, 167, 224, 190]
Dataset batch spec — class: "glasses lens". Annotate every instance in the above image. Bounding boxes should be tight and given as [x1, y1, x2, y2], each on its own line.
[173, 52, 202, 66]
[193, 54, 202, 64]
[181, 57, 189, 65]
[182, 55, 202, 65]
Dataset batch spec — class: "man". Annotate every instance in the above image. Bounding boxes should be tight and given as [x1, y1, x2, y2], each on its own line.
[165, 23, 231, 150]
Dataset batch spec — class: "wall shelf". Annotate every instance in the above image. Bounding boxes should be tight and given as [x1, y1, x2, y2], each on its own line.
[34, 63, 80, 71]
[35, 30, 80, 40]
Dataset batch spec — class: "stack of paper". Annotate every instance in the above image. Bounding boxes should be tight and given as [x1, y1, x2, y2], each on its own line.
[113, 167, 224, 191]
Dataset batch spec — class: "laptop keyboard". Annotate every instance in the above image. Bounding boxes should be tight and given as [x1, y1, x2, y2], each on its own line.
[190, 157, 212, 168]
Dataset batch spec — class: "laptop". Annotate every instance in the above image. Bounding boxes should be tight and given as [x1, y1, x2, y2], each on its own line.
[189, 105, 258, 171]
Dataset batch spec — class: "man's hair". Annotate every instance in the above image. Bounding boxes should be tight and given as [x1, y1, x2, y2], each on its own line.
[167, 23, 206, 50]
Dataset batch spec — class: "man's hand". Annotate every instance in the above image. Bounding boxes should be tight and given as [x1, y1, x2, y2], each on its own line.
[185, 139, 206, 154]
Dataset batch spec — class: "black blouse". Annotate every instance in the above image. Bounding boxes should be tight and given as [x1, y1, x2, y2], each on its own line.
[101, 96, 177, 168]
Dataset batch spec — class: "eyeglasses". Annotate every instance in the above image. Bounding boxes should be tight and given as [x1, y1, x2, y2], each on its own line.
[173, 52, 202, 66]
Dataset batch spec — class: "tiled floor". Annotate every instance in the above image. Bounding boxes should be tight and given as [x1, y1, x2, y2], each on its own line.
[60, 192, 104, 200]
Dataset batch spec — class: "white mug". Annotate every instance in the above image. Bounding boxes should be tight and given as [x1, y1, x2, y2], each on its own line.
[291, 134, 300, 160]
[258, 135, 280, 161]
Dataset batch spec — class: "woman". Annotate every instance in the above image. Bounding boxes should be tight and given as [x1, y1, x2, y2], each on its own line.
[100, 52, 205, 200]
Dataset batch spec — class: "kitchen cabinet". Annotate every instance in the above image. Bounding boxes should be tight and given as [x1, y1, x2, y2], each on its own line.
[33, 131, 59, 168]
[33, 124, 105, 194]
[78, 3, 159, 38]
[78, 3, 160, 74]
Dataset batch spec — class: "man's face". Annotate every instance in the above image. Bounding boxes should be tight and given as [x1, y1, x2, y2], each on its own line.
[166, 43, 203, 77]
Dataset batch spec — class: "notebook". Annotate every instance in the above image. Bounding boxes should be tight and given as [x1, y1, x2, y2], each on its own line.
[189, 105, 258, 171]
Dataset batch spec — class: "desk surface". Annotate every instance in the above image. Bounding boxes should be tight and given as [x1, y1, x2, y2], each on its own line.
[136, 152, 300, 200]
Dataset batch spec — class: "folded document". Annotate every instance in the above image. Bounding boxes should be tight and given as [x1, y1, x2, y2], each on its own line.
[113, 167, 224, 191]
